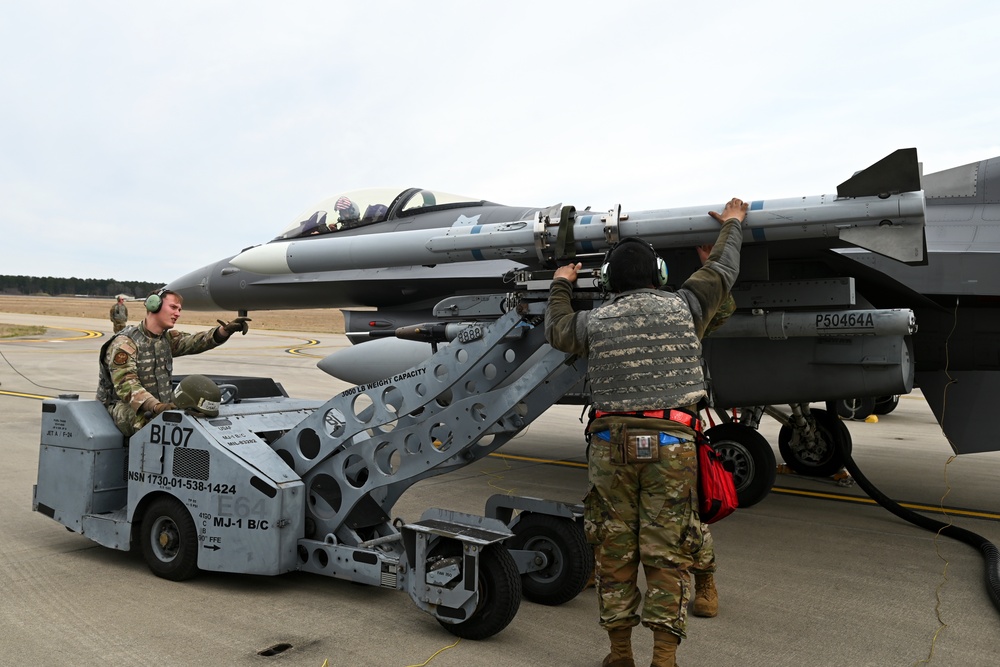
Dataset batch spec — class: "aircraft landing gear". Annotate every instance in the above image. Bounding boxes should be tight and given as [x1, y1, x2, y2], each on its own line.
[774, 405, 852, 477]
[707, 403, 858, 501]
[873, 395, 900, 415]
[825, 394, 900, 420]
[703, 422, 776, 508]
[826, 397, 877, 421]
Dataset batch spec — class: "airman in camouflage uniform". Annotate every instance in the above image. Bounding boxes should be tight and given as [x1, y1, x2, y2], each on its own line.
[109, 296, 128, 333]
[545, 198, 747, 667]
[97, 289, 250, 437]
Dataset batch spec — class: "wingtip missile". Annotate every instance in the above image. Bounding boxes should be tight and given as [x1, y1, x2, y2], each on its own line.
[220, 149, 928, 281]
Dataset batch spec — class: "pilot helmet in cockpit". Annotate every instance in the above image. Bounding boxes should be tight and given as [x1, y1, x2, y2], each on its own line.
[335, 196, 360, 223]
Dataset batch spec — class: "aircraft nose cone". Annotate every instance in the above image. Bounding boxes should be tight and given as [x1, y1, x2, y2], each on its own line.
[165, 260, 229, 310]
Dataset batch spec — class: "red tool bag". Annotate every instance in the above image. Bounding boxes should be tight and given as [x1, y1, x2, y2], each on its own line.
[697, 435, 739, 523]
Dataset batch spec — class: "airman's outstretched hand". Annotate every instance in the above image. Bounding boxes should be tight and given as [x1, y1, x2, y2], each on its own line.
[709, 198, 749, 225]
[216, 316, 252, 339]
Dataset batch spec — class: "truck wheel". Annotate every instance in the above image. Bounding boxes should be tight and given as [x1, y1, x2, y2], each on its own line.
[439, 544, 521, 640]
[140, 497, 199, 581]
[704, 423, 776, 508]
[508, 514, 593, 606]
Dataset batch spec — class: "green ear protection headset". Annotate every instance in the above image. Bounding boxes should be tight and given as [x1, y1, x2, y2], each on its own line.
[144, 288, 168, 313]
[599, 237, 668, 291]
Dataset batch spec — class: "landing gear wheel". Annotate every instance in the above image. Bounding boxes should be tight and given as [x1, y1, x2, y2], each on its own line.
[704, 423, 776, 508]
[140, 496, 199, 581]
[507, 514, 593, 606]
[778, 408, 852, 478]
[438, 543, 522, 640]
[825, 397, 876, 421]
[873, 395, 900, 415]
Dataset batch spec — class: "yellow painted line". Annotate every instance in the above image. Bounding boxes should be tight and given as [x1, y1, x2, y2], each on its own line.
[770, 486, 1000, 521]
[2, 327, 103, 342]
[235, 339, 325, 355]
[771, 486, 881, 504]
[210, 341, 325, 357]
[287, 339, 323, 357]
[491, 452, 588, 469]
[0, 389, 51, 400]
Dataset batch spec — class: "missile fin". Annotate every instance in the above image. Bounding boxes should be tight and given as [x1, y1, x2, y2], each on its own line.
[839, 224, 927, 265]
[837, 148, 922, 197]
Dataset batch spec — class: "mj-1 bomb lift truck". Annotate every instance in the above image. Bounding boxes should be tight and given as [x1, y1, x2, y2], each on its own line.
[33, 280, 598, 639]
[33, 261, 914, 637]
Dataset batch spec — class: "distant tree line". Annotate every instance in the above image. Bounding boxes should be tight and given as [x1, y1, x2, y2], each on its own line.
[0, 275, 163, 298]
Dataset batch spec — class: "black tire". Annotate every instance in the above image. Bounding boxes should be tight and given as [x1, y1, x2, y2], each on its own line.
[778, 408, 852, 478]
[140, 496, 199, 581]
[872, 395, 900, 415]
[507, 514, 593, 606]
[438, 543, 522, 640]
[825, 397, 876, 421]
[704, 423, 776, 508]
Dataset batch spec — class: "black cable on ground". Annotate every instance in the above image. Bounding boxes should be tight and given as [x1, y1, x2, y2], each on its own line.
[835, 437, 1000, 615]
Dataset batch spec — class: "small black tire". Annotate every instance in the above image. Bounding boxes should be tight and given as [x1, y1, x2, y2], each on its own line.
[140, 496, 199, 581]
[778, 409, 852, 478]
[507, 514, 593, 606]
[704, 423, 776, 508]
[438, 543, 521, 640]
[872, 395, 900, 415]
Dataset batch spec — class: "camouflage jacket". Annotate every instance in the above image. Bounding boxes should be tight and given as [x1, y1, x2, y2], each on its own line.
[705, 293, 736, 336]
[96, 321, 222, 412]
[110, 303, 128, 324]
[545, 218, 743, 412]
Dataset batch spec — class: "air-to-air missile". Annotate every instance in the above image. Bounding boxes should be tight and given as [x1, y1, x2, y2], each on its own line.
[228, 148, 925, 277]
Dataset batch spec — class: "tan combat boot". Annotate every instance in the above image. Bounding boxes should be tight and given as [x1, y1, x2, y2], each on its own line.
[691, 572, 718, 618]
[602, 627, 636, 667]
[650, 630, 680, 667]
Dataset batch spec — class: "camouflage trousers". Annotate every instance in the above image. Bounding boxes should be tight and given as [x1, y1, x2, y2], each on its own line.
[692, 523, 716, 574]
[584, 433, 704, 638]
[113, 322, 126, 333]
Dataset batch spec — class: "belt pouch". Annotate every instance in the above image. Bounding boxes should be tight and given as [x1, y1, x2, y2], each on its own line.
[608, 424, 661, 464]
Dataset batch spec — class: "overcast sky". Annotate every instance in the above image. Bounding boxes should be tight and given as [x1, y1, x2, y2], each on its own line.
[2, 1, 998, 283]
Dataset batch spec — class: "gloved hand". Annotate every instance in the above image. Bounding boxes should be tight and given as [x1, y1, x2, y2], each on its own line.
[142, 399, 176, 417]
[216, 316, 252, 340]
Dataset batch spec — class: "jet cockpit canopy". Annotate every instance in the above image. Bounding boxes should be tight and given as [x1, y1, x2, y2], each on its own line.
[275, 187, 482, 240]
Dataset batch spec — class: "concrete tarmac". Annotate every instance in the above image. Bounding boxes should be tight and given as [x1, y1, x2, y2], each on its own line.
[1, 313, 998, 667]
